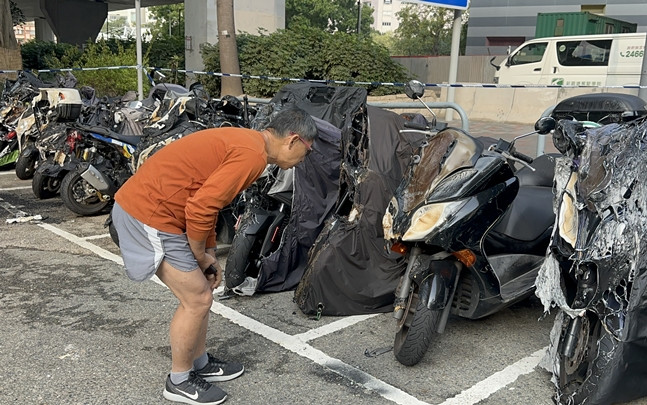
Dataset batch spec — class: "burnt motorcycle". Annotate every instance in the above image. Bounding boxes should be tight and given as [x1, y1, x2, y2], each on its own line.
[14, 86, 85, 180]
[30, 81, 183, 200]
[382, 80, 558, 366]
[0, 71, 52, 169]
[223, 165, 294, 295]
[535, 93, 647, 405]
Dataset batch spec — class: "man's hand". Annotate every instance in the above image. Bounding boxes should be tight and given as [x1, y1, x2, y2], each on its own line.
[203, 261, 223, 291]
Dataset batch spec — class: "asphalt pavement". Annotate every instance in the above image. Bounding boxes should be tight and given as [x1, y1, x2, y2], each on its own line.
[0, 120, 645, 405]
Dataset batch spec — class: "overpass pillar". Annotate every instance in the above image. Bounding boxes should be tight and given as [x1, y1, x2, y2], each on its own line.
[34, 18, 55, 42]
[184, 0, 285, 73]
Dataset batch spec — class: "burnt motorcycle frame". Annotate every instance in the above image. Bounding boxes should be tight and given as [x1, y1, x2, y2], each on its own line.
[543, 106, 647, 404]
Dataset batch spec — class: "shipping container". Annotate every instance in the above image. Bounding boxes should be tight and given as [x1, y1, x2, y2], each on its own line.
[535, 12, 637, 38]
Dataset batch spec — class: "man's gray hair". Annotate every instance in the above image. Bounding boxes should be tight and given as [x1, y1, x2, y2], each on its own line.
[266, 106, 318, 142]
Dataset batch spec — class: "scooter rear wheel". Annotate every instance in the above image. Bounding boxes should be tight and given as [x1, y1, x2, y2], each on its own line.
[557, 310, 612, 404]
[60, 170, 110, 216]
[394, 287, 441, 366]
[15, 152, 37, 180]
[32, 170, 63, 199]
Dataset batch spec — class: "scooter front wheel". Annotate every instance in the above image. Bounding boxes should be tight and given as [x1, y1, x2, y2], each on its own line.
[557, 310, 613, 404]
[394, 287, 442, 366]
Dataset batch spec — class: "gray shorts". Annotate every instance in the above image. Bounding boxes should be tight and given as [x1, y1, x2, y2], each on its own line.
[111, 202, 199, 281]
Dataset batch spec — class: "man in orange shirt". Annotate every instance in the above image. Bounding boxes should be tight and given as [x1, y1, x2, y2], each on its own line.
[111, 107, 317, 405]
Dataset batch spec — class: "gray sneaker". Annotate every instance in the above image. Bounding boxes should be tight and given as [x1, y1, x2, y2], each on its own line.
[195, 353, 245, 382]
[163, 371, 227, 405]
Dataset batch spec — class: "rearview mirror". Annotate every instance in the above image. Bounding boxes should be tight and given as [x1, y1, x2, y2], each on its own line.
[154, 70, 167, 83]
[404, 80, 425, 100]
[534, 116, 556, 135]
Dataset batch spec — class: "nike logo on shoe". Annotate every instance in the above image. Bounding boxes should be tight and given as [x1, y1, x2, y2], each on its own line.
[201, 368, 225, 376]
[176, 388, 199, 400]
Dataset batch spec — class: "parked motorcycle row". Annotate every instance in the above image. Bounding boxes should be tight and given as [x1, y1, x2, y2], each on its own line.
[1, 72, 253, 241]
[4, 71, 647, 404]
[382, 86, 647, 404]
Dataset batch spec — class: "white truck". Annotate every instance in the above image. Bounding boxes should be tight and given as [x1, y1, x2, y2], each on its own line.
[493, 32, 646, 86]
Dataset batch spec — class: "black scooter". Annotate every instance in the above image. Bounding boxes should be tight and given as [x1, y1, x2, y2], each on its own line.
[383, 80, 557, 366]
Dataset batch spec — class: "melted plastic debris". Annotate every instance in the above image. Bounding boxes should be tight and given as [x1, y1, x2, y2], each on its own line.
[6, 214, 43, 224]
[535, 117, 647, 404]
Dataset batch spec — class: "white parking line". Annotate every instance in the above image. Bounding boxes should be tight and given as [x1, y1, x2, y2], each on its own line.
[0, 186, 31, 191]
[81, 233, 111, 240]
[439, 347, 547, 405]
[0, 171, 18, 176]
[38, 223, 124, 265]
[35, 221, 545, 405]
[293, 313, 379, 342]
[210, 300, 430, 405]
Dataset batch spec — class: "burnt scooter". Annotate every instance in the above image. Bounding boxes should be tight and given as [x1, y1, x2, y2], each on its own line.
[223, 165, 294, 295]
[535, 93, 647, 405]
[383, 80, 558, 366]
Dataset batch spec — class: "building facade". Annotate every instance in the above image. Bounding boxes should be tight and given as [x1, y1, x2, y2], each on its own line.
[13, 21, 37, 44]
[366, 0, 405, 33]
[466, 1, 647, 55]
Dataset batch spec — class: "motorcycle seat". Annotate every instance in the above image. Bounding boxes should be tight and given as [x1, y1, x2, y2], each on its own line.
[488, 184, 555, 248]
[74, 123, 142, 146]
[516, 153, 559, 187]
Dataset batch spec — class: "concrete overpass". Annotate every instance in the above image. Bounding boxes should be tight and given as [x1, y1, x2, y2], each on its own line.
[12, 0, 285, 96]
[13, 0, 284, 48]
[13, 0, 180, 44]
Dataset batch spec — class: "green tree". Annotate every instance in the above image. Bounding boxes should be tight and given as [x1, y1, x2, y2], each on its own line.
[148, 4, 184, 40]
[393, 5, 467, 56]
[43, 40, 147, 97]
[20, 40, 80, 70]
[286, 0, 374, 34]
[101, 16, 129, 38]
[146, 4, 186, 82]
[371, 31, 396, 53]
[201, 26, 409, 98]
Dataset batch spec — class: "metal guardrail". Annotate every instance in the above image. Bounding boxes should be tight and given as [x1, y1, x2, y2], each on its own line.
[246, 97, 470, 132]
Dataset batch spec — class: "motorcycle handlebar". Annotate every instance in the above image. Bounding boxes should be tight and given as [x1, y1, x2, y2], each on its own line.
[511, 150, 533, 164]
[403, 121, 429, 131]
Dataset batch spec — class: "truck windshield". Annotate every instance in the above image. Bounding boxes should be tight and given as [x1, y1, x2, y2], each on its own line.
[556, 40, 612, 66]
[510, 42, 547, 65]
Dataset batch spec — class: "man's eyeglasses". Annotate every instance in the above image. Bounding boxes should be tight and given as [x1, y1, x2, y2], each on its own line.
[293, 133, 313, 156]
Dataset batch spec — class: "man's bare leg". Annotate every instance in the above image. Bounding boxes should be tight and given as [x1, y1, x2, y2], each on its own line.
[156, 260, 212, 372]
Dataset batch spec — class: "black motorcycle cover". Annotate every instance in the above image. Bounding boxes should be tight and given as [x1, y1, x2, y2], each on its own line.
[256, 117, 342, 292]
[254, 83, 366, 292]
[294, 105, 426, 315]
[536, 118, 647, 404]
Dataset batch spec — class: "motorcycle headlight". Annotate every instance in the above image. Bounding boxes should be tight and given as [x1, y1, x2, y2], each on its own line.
[403, 199, 468, 242]
[558, 172, 578, 248]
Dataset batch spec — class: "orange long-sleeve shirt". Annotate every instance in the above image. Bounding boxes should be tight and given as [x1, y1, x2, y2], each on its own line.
[115, 127, 267, 247]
